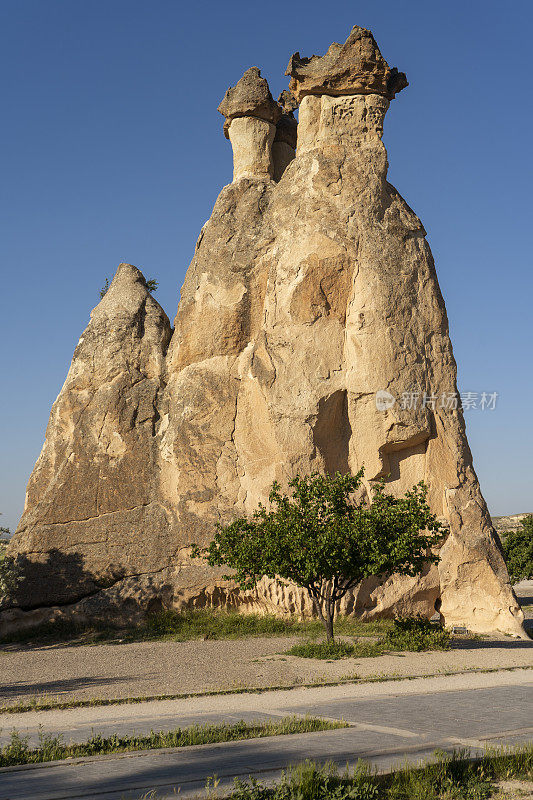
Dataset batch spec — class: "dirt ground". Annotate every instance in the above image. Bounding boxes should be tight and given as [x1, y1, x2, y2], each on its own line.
[0, 583, 531, 709]
[0, 633, 531, 707]
[494, 780, 533, 799]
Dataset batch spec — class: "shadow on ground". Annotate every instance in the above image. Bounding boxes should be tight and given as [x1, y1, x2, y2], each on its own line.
[0, 675, 135, 700]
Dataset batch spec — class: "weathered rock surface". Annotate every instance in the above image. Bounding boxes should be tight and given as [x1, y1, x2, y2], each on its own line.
[5, 265, 175, 612]
[218, 66, 281, 138]
[286, 25, 408, 103]
[3, 27, 525, 637]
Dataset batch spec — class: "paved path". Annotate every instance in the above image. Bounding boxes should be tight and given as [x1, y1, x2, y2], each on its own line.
[1, 669, 532, 800]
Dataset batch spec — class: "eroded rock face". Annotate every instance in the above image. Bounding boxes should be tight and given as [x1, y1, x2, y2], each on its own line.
[4, 27, 525, 637]
[5, 265, 175, 611]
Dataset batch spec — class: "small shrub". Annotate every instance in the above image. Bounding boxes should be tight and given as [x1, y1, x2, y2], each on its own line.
[286, 640, 357, 659]
[99, 277, 110, 299]
[384, 615, 451, 652]
[287, 638, 385, 660]
[99, 276, 158, 300]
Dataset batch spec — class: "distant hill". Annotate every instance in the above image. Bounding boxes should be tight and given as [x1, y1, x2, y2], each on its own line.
[492, 514, 532, 536]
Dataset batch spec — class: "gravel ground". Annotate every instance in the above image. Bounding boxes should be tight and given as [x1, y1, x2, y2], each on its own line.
[0, 633, 532, 707]
[1, 585, 531, 708]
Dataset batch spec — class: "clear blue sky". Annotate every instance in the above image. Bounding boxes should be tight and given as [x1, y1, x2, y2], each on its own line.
[1, 0, 532, 531]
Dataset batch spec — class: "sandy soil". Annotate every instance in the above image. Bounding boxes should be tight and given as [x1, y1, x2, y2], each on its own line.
[0, 633, 531, 707]
[495, 780, 533, 799]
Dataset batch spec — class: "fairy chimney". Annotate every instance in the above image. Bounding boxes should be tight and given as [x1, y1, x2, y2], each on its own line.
[218, 67, 281, 181]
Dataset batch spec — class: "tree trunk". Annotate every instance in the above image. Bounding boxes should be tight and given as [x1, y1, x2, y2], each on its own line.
[309, 590, 335, 642]
[325, 601, 335, 642]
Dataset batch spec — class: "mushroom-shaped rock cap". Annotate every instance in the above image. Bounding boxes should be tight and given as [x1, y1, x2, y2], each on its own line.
[218, 67, 281, 138]
[285, 26, 408, 103]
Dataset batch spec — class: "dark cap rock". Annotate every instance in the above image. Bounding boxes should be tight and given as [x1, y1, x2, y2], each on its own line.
[275, 91, 298, 148]
[218, 67, 281, 138]
[285, 25, 408, 103]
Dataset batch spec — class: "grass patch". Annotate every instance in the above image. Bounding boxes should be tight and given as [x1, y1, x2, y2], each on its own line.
[0, 716, 346, 768]
[286, 616, 451, 659]
[221, 745, 533, 800]
[383, 616, 451, 652]
[144, 609, 291, 640]
[286, 640, 356, 659]
[0, 609, 393, 648]
[286, 639, 384, 660]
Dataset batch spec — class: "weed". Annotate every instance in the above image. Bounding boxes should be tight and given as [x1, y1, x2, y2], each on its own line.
[286, 640, 355, 659]
[232, 761, 379, 800]
[384, 616, 451, 652]
[0, 716, 346, 768]
[223, 746, 533, 800]
[286, 640, 384, 660]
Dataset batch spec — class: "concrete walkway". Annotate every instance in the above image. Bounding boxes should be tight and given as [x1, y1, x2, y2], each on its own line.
[1, 669, 532, 800]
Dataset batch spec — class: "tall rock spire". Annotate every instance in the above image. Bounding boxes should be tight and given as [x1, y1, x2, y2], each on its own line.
[5, 264, 174, 615]
[3, 27, 525, 638]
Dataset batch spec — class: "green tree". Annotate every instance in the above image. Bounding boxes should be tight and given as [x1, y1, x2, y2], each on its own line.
[0, 524, 18, 600]
[193, 471, 444, 641]
[502, 515, 533, 584]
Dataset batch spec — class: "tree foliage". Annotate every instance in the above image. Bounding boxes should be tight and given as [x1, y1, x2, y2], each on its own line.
[193, 470, 444, 641]
[99, 277, 110, 299]
[502, 515, 533, 584]
[0, 528, 18, 600]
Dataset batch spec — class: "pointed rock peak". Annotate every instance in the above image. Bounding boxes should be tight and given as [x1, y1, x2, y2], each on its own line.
[218, 66, 281, 138]
[95, 263, 169, 328]
[285, 25, 408, 103]
[112, 262, 148, 288]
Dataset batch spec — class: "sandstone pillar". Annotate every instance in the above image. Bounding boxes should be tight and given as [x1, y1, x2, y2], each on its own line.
[227, 116, 276, 181]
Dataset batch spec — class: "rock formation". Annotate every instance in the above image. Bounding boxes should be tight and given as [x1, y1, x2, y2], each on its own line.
[3, 26, 525, 638]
